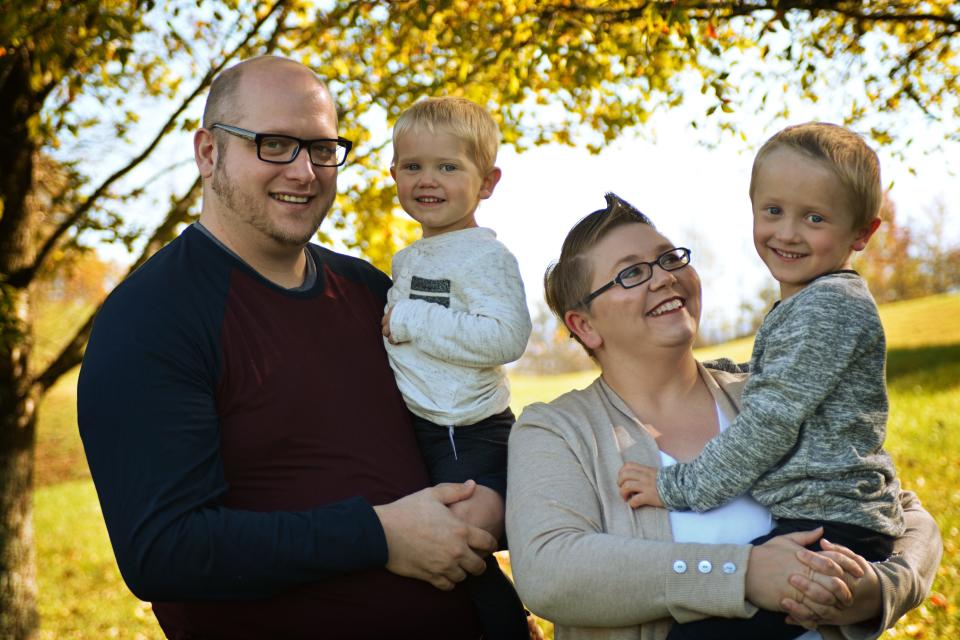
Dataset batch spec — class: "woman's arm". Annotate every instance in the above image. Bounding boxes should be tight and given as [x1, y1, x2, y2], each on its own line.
[506, 413, 852, 627]
[506, 415, 751, 626]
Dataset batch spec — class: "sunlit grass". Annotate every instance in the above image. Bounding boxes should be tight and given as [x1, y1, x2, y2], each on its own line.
[35, 481, 160, 639]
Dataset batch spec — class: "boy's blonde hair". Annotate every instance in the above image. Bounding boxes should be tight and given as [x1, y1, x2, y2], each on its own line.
[545, 193, 654, 354]
[392, 97, 499, 173]
[750, 122, 883, 229]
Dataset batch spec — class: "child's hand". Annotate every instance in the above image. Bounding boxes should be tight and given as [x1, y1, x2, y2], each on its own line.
[448, 484, 505, 541]
[381, 308, 396, 343]
[617, 462, 663, 508]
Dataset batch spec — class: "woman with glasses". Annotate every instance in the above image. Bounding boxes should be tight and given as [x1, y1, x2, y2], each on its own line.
[505, 193, 940, 640]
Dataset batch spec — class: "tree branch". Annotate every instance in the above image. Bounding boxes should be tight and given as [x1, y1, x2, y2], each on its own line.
[558, 1, 959, 27]
[17, 0, 291, 288]
[32, 176, 202, 392]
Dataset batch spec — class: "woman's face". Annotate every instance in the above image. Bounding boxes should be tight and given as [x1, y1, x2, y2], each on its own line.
[580, 223, 702, 356]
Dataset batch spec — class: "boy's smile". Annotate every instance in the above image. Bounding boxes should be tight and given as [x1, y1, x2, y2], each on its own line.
[391, 127, 500, 238]
[751, 147, 876, 299]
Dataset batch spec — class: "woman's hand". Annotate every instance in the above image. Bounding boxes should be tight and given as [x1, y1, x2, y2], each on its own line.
[746, 528, 853, 618]
[617, 462, 664, 508]
[782, 538, 880, 629]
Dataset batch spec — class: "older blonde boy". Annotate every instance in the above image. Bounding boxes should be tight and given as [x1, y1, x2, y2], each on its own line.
[383, 97, 532, 639]
[621, 123, 905, 640]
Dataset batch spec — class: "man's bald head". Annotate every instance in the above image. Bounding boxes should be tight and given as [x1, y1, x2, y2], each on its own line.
[202, 56, 331, 129]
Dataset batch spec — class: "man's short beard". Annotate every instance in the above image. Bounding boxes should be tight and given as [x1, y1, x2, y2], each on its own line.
[211, 160, 328, 247]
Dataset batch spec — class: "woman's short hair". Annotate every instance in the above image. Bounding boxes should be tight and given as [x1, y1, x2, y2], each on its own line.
[544, 193, 653, 352]
[391, 97, 499, 173]
[750, 122, 883, 229]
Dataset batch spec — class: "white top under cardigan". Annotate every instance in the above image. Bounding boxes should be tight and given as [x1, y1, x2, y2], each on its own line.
[385, 227, 532, 426]
[662, 405, 820, 640]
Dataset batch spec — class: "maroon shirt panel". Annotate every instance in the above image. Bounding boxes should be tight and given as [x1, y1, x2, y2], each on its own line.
[155, 261, 480, 639]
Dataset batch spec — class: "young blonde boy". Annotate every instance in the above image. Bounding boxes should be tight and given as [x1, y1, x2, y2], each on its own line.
[620, 123, 905, 640]
[383, 96, 532, 639]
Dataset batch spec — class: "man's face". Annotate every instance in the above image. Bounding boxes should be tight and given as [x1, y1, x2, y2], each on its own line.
[209, 61, 340, 251]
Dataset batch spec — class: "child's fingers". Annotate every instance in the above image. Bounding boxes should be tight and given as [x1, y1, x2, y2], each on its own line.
[618, 480, 648, 502]
[617, 462, 655, 485]
[617, 463, 636, 484]
[627, 492, 657, 508]
[619, 479, 661, 507]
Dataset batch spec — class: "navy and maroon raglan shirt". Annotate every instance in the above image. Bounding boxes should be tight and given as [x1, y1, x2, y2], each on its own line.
[78, 225, 480, 639]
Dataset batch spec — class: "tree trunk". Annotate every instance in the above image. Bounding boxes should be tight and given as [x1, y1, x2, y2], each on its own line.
[0, 45, 42, 631]
[0, 282, 38, 639]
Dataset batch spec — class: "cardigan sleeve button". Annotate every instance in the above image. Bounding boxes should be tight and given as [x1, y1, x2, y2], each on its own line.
[722, 561, 737, 574]
[672, 560, 687, 574]
[697, 560, 712, 574]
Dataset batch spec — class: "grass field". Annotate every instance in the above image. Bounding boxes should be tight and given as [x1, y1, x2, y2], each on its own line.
[35, 293, 960, 638]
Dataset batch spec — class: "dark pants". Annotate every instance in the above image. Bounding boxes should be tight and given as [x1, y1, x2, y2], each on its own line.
[412, 409, 528, 640]
[666, 519, 895, 640]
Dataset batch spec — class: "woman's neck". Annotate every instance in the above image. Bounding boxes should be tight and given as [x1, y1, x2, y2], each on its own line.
[600, 346, 701, 413]
[599, 346, 719, 461]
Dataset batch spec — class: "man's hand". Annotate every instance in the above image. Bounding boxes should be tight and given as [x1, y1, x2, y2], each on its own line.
[617, 462, 664, 508]
[373, 481, 497, 590]
[448, 484, 505, 540]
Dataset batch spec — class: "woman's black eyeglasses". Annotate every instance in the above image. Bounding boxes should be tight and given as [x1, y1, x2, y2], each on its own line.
[581, 247, 692, 307]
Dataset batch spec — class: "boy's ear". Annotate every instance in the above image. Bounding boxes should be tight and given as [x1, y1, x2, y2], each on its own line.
[478, 167, 502, 200]
[852, 217, 882, 251]
[195, 128, 218, 179]
[389, 165, 397, 181]
[564, 308, 603, 351]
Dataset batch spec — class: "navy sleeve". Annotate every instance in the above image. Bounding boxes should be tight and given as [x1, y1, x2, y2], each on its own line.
[77, 241, 388, 601]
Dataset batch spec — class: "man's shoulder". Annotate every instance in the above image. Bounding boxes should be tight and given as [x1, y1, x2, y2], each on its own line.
[98, 228, 230, 330]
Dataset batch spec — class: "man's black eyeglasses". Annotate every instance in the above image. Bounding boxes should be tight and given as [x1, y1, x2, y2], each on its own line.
[210, 123, 352, 167]
[581, 247, 692, 307]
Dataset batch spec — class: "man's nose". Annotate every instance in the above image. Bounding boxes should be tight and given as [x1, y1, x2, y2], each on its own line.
[284, 147, 319, 182]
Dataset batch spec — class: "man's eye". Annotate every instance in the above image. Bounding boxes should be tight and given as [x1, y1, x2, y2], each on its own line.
[312, 145, 336, 158]
[261, 138, 287, 151]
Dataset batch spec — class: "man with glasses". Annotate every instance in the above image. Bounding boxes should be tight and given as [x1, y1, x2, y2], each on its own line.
[78, 56, 495, 639]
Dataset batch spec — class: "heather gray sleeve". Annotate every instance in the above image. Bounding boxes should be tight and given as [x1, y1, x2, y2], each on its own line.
[658, 282, 882, 512]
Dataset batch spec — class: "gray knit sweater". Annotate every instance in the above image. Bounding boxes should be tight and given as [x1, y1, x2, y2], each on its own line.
[657, 272, 904, 536]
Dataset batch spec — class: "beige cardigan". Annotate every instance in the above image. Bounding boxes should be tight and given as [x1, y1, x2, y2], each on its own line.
[505, 363, 941, 640]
